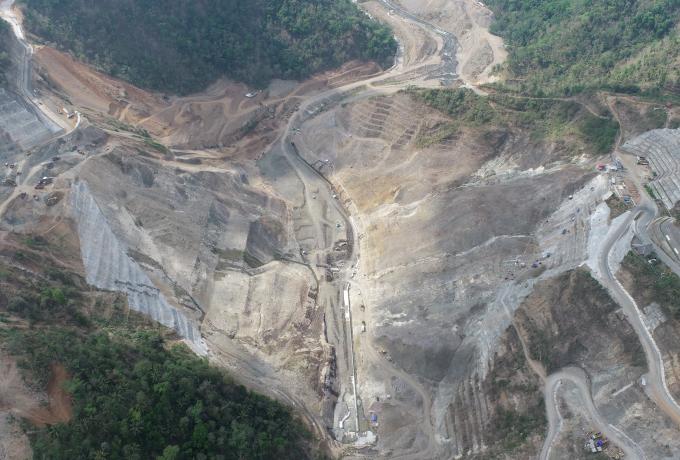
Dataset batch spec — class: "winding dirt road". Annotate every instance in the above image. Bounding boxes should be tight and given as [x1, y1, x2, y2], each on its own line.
[0, 0, 68, 134]
[541, 368, 646, 460]
[598, 196, 680, 428]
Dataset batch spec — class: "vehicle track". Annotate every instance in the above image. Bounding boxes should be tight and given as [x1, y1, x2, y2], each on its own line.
[596, 202, 680, 421]
[266, 1, 452, 454]
[541, 368, 646, 460]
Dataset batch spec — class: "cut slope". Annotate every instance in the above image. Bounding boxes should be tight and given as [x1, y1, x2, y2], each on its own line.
[0, 235, 315, 459]
[0, 20, 9, 86]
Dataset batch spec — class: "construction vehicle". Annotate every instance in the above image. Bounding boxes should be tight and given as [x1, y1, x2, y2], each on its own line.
[584, 432, 608, 453]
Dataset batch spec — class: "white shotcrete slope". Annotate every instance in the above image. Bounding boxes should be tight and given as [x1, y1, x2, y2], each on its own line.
[71, 181, 207, 355]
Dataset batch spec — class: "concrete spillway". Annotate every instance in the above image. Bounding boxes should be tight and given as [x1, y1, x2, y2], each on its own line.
[71, 181, 207, 355]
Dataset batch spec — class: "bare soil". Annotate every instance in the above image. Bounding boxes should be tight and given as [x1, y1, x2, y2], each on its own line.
[394, 0, 507, 85]
[515, 269, 646, 374]
[619, 255, 680, 401]
[0, 357, 71, 427]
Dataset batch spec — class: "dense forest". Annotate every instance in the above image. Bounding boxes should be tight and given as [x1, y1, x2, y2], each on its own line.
[485, 0, 680, 97]
[6, 328, 310, 459]
[0, 252, 314, 460]
[19, 0, 396, 94]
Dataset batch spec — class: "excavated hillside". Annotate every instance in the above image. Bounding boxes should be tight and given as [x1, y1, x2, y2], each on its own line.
[515, 269, 680, 458]
[5, 62, 679, 458]
[393, 0, 507, 85]
[4, 0, 680, 458]
[294, 90, 604, 457]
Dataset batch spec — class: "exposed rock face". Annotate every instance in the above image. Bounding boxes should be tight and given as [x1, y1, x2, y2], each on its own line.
[0, 25, 60, 149]
[66, 140, 329, 431]
[70, 180, 206, 354]
[622, 128, 680, 209]
[297, 92, 601, 456]
[0, 88, 54, 150]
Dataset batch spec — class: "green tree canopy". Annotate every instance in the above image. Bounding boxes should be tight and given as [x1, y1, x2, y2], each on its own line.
[20, 0, 396, 94]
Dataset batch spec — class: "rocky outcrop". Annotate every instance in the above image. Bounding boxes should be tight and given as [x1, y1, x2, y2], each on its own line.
[70, 180, 206, 354]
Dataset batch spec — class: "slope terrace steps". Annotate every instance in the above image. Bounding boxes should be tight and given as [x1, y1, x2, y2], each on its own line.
[622, 129, 680, 209]
[0, 87, 54, 149]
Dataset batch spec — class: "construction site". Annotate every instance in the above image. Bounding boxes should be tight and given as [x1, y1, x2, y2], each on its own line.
[1, 0, 680, 458]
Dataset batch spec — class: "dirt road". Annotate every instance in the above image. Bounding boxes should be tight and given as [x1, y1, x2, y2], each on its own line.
[596, 200, 680, 427]
[0, 0, 68, 134]
[264, 1, 461, 450]
[541, 367, 646, 460]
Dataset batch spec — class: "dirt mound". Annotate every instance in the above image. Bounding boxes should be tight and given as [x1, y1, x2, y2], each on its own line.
[44, 363, 72, 423]
[36, 46, 163, 119]
[0, 357, 72, 428]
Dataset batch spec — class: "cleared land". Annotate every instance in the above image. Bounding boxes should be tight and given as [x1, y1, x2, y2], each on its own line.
[2, 0, 680, 458]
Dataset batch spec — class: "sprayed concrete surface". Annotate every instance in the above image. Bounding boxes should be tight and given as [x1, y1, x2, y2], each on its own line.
[71, 181, 206, 354]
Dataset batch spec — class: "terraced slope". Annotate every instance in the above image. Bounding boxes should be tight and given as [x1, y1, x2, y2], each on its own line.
[623, 129, 680, 209]
[0, 88, 53, 149]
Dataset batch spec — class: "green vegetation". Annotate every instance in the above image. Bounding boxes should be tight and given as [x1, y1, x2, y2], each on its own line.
[623, 251, 680, 319]
[410, 88, 619, 154]
[645, 106, 670, 129]
[21, 0, 396, 94]
[645, 184, 659, 200]
[0, 244, 315, 459]
[4, 327, 311, 459]
[485, 0, 680, 97]
[577, 115, 620, 155]
[492, 404, 546, 452]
